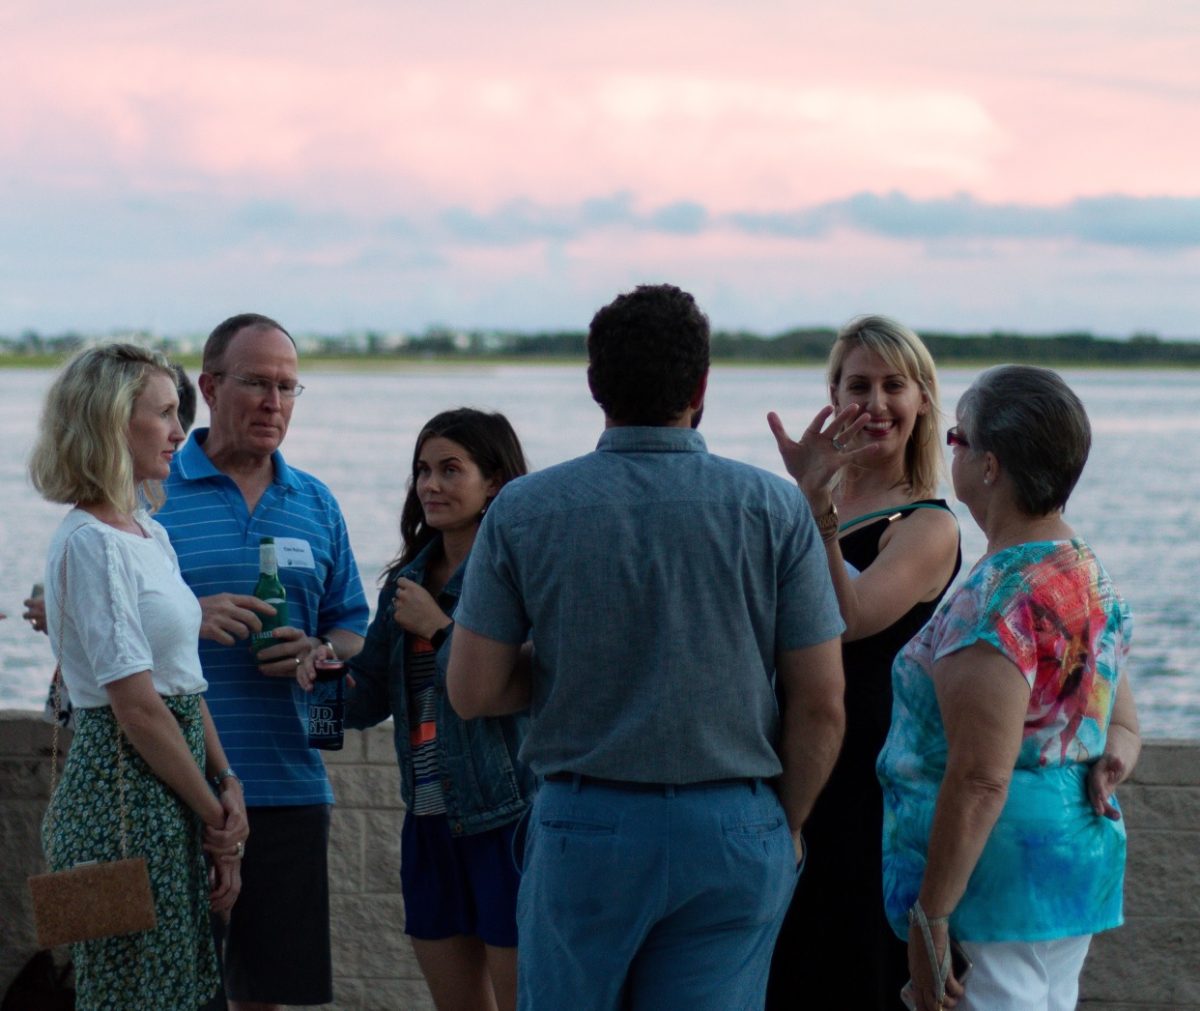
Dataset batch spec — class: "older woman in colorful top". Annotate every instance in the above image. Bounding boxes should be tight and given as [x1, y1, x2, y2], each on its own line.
[877, 365, 1140, 1011]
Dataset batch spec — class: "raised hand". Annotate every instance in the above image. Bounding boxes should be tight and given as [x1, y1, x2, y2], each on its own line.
[766, 404, 876, 500]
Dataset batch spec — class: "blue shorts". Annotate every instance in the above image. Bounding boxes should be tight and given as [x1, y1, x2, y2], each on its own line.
[400, 812, 522, 947]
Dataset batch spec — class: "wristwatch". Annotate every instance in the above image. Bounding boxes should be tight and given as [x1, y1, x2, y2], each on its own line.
[211, 767, 240, 789]
[430, 621, 454, 649]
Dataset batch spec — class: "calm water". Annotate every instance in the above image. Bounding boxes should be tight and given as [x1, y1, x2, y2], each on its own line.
[2, 363, 1197, 736]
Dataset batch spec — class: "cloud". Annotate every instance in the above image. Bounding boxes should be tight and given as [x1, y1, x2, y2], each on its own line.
[3, 185, 1199, 335]
[647, 202, 709, 235]
[5, 189, 1196, 293]
[1065, 196, 1200, 247]
[434, 192, 1200, 249]
[760, 192, 1200, 248]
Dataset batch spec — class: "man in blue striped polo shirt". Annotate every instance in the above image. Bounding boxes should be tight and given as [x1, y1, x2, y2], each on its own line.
[157, 313, 368, 1011]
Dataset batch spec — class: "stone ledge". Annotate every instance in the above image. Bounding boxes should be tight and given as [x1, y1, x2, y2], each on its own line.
[320, 730, 367, 763]
[2, 714, 1197, 1010]
[1119, 784, 1200, 831]
[362, 723, 400, 765]
[1129, 740, 1200, 786]
[1082, 918, 1200, 1005]
[1080, 998, 1200, 1008]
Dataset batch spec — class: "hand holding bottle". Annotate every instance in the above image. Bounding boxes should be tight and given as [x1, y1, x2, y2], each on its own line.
[254, 626, 321, 678]
[196, 593, 277, 645]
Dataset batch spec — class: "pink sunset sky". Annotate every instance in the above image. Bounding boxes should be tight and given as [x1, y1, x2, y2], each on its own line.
[4, 0, 1199, 337]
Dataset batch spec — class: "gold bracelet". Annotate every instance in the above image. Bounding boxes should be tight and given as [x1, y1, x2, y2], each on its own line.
[814, 503, 839, 542]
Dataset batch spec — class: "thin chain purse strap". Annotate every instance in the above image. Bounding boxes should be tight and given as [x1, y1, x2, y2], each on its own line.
[46, 544, 133, 863]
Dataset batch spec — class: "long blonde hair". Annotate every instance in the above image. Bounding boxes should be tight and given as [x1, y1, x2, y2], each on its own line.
[827, 315, 943, 497]
[30, 343, 176, 514]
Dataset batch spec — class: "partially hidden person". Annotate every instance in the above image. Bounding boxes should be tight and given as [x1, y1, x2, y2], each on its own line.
[447, 283, 847, 1010]
[765, 315, 961, 1010]
[29, 343, 249, 1010]
[332, 408, 535, 1011]
[877, 365, 1140, 1011]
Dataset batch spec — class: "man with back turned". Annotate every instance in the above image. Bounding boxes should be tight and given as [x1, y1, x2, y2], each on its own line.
[157, 313, 368, 1010]
[448, 283, 847, 1009]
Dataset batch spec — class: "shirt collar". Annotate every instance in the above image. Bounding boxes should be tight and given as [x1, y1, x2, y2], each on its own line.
[596, 426, 708, 455]
[174, 427, 301, 489]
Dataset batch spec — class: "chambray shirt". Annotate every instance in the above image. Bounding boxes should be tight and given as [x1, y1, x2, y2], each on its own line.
[455, 426, 844, 783]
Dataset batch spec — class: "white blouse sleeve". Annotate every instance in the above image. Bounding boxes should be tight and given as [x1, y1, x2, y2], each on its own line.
[63, 525, 155, 688]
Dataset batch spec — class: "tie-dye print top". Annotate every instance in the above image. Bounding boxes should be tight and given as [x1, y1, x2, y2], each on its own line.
[878, 539, 1131, 942]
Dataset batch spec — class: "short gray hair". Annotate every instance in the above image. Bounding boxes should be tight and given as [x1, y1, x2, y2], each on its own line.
[203, 312, 294, 373]
[957, 365, 1091, 515]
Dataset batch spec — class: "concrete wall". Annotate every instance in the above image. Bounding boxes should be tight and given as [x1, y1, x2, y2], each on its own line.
[3, 710, 1196, 1010]
[1078, 740, 1200, 1010]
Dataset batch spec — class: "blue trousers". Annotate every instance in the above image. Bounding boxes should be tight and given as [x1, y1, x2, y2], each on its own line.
[517, 777, 800, 1011]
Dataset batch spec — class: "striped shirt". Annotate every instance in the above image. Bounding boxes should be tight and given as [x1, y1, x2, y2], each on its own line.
[406, 636, 446, 815]
[157, 429, 369, 806]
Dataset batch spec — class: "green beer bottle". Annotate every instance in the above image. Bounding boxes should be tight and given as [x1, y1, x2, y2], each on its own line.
[250, 537, 289, 655]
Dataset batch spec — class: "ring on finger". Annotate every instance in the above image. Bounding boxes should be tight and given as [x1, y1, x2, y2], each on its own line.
[831, 436, 846, 452]
[295, 656, 301, 667]
[235, 841, 244, 859]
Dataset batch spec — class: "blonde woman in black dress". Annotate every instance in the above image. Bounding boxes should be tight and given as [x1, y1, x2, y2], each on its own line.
[765, 316, 961, 1010]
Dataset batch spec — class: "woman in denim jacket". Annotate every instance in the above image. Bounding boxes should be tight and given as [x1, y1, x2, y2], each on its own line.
[344, 408, 534, 1011]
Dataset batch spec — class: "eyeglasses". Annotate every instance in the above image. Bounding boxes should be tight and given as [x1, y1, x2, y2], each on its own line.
[946, 426, 970, 448]
[213, 373, 305, 398]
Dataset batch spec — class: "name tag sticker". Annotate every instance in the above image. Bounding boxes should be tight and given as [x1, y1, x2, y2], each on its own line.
[274, 538, 316, 570]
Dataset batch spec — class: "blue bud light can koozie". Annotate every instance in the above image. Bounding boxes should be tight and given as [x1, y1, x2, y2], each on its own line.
[308, 659, 345, 751]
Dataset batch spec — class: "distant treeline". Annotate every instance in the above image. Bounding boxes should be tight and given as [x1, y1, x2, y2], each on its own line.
[4, 327, 1200, 366]
[337, 327, 1200, 365]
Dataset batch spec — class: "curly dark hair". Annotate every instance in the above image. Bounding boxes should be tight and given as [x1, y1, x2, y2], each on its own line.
[383, 408, 529, 582]
[586, 284, 710, 426]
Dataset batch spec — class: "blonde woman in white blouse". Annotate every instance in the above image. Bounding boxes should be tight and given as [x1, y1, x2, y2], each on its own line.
[30, 343, 249, 1010]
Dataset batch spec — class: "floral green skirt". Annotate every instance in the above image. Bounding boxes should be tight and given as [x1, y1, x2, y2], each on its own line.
[42, 694, 220, 1010]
